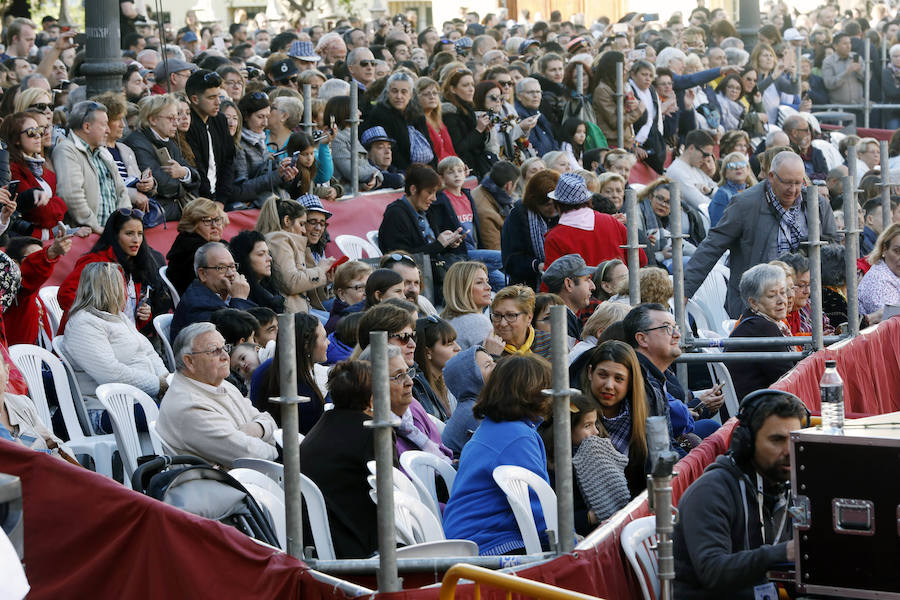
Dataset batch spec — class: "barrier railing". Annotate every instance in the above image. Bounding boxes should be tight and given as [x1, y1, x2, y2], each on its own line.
[439, 564, 603, 600]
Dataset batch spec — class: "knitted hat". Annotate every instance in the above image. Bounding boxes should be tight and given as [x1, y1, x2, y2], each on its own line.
[547, 173, 592, 205]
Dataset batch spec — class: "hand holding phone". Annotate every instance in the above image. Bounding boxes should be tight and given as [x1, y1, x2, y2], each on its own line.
[328, 255, 350, 275]
[6, 179, 20, 197]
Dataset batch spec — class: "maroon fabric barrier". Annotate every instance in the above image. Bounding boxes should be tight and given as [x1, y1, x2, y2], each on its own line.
[0, 440, 355, 600]
[772, 318, 900, 414]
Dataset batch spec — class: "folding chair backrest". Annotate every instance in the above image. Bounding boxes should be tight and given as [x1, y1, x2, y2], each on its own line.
[393, 491, 445, 544]
[621, 516, 660, 600]
[335, 234, 381, 260]
[51, 335, 93, 436]
[153, 314, 176, 371]
[708, 362, 740, 421]
[95, 383, 162, 478]
[366, 460, 419, 497]
[232, 458, 284, 488]
[399, 450, 457, 522]
[243, 482, 286, 549]
[299, 473, 337, 560]
[9, 344, 83, 442]
[492, 465, 558, 554]
[38, 286, 62, 337]
[229, 468, 284, 498]
[159, 266, 180, 307]
[366, 230, 379, 249]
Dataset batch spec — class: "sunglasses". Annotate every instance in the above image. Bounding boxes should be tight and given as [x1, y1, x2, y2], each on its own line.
[20, 126, 45, 138]
[389, 331, 416, 344]
[202, 72, 223, 84]
[387, 252, 415, 265]
[358, 59, 377, 67]
[497, 80, 514, 87]
[249, 91, 268, 100]
[725, 161, 749, 170]
[29, 102, 52, 112]
[117, 207, 145, 219]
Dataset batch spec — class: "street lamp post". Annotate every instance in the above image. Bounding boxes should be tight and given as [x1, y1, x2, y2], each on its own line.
[737, 0, 760, 51]
[82, 0, 127, 97]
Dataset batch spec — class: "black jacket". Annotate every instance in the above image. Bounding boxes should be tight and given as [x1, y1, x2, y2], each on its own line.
[435, 188, 482, 248]
[165, 231, 207, 296]
[300, 409, 380, 559]
[726, 311, 796, 401]
[533, 73, 570, 130]
[442, 101, 495, 178]
[363, 101, 415, 172]
[673, 455, 790, 599]
[377, 197, 467, 259]
[500, 201, 547, 289]
[185, 107, 236, 205]
[170, 279, 257, 342]
[124, 127, 200, 202]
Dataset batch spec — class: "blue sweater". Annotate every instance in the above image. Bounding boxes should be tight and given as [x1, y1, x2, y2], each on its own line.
[442, 417, 550, 555]
[441, 347, 485, 456]
[708, 181, 746, 228]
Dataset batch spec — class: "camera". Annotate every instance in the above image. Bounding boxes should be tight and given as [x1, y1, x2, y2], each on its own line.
[486, 109, 504, 125]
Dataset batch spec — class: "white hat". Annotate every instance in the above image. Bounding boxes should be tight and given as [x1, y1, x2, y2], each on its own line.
[783, 28, 804, 42]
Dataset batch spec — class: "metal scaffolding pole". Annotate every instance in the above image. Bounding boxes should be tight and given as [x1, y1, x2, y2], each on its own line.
[676, 352, 806, 363]
[794, 45, 802, 98]
[684, 335, 844, 349]
[669, 182, 689, 391]
[576, 65, 584, 121]
[843, 175, 861, 337]
[545, 305, 577, 554]
[864, 42, 871, 129]
[623, 188, 642, 305]
[848, 145, 858, 185]
[805, 186, 825, 351]
[615, 62, 624, 150]
[271, 314, 303, 559]
[349, 83, 360, 198]
[647, 416, 677, 600]
[301, 83, 313, 137]
[365, 332, 401, 593]
[880, 140, 892, 232]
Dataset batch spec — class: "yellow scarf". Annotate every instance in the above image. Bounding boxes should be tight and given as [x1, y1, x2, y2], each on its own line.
[504, 326, 535, 355]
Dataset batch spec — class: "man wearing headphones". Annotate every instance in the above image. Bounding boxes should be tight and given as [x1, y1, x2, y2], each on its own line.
[672, 389, 809, 599]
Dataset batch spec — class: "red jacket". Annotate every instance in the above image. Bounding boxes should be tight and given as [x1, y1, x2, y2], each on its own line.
[57, 246, 148, 332]
[543, 211, 648, 269]
[3, 247, 58, 346]
[9, 160, 68, 231]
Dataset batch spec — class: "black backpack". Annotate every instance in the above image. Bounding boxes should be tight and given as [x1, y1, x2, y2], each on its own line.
[132, 455, 280, 548]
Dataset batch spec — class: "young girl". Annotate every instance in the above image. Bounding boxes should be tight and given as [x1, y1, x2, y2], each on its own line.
[560, 118, 587, 171]
[709, 152, 756, 227]
[286, 131, 339, 200]
[414, 316, 461, 420]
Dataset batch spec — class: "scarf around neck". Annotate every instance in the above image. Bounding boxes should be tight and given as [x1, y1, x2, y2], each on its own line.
[23, 154, 44, 178]
[527, 209, 549, 263]
[480, 175, 515, 217]
[397, 407, 451, 462]
[241, 128, 268, 149]
[504, 325, 535, 355]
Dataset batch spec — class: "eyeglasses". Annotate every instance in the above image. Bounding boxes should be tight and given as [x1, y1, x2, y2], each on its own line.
[389, 366, 416, 383]
[490, 311, 525, 324]
[29, 102, 52, 112]
[200, 263, 237, 273]
[188, 343, 233, 356]
[117, 207, 145, 219]
[652, 194, 671, 205]
[419, 89, 440, 98]
[156, 114, 177, 122]
[643, 323, 680, 336]
[389, 332, 417, 344]
[306, 219, 327, 228]
[357, 59, 377, 67]
[793, 282, 811, 291]
[341, 283, 366, 292]
[497, 80, 514, 87]
[225, 79, 244, 87]
[20, 126, 45, 138]
[772, 171, 804, 188]
[725, 161, 748, 170]
[285, 76, 299, 84]
[486, 94, 501, 102]
[200, 216, 224, 226]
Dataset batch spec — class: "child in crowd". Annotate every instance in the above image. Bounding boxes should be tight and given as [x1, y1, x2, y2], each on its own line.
[247, 306, 279, 361]
[286, 131, 339, 200]
[561, 118, 588, 171]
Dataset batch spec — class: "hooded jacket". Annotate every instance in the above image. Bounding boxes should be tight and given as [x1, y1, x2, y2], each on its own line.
[673, 454, 791, 599]
[441, 346, 485, 456]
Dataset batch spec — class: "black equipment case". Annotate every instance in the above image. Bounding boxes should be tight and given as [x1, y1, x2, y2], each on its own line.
[789, 412, 900, 598]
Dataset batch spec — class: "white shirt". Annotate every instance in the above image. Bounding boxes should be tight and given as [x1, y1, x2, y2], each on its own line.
[205, 123, 217, 193]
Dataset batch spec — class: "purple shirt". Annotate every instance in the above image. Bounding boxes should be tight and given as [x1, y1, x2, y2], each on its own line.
[858, 260, 900, 315]
[395, 399, 454, 459]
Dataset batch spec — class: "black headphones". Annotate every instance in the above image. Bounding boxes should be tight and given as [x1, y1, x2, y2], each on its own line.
[730, 388, 811, 463]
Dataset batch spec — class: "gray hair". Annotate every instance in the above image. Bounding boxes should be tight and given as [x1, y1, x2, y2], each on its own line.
[515, 76, 539, 96]
[782, 114, 809, 133]
[890, 43, 900, 58]
[317, 78, 351, 101]
[769, 150, 803, 175]
[630, 59, 655, 77]
[358, 344, 402, 362]
[346, 46, 373, 66]
[20, 73, 49, 91]
[173, 322, 217, 371]
[137, 49, 159, 62]
[68, 100, 108, 131]
[724, 47, 749, 66]
[378, 71, 414, 105]
[194, 241, 228, 276]
[720, 37, 744, 50]
[164, 44, 186, 62]
[765, 128, 789, 147]
[271, 96, 303, 129]
[138, 94, 179, 129]
[656, 47, 687, 69]
[739, 263, 786, 304]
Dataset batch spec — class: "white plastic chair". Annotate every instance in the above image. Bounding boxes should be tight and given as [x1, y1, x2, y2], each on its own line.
[95, 383, 162, 480]
[242, 482, 286, 549]
[297, 472, 337, 560]
[232, 458, 285, 488]
[37, 286, 62, 337]
[399, 450, 457, 522]
[159, 266, 180, 307]
[273, 428, 304, 448]
[692, 264, 731, 336]
[492, 465, 558, 555]
[426, 412, 445, 434]
[229, 467, 285, 498]
[147, 420, 172, 455]
[707, 362, 741, 421]
[366, 460, 420, 497]
[335, 234, 381, 260]
[50, 335, 93, 435]
[366, 230, 379, 249]
[153, 314, 176, 371]
[621, 516, 660, 600]
[9, 344, 117, 477]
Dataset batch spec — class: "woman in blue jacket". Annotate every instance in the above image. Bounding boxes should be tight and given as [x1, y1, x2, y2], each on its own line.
[442, 353, 553, 555]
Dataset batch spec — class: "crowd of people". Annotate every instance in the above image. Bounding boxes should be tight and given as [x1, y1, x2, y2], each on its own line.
[2, 1, 900, 595]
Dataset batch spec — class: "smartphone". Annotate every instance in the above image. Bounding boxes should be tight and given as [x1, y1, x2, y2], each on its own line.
[73, 33, 87, 46]
[142, 167, 152, 180]
[124, 176, 139, 188]
[642, 13, 659, 22]
[213, 36, 226, 51]
[329, 115, 336, 129]
[290, 151, 300, 167]
[155, 147, 172, 165]
[56, 221, 79, 237]
[328, 255, 349, 274]
[612, 23, 629, 33]
[6, 180, 19, 196]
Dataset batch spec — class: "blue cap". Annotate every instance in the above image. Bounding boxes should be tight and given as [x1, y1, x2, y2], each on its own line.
[297, 194, 333, 217]
[182, 31, 198, 43]
[361, 126, 395, 149]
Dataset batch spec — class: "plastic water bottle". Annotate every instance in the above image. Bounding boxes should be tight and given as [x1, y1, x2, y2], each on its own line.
[820, 360, 844, 434]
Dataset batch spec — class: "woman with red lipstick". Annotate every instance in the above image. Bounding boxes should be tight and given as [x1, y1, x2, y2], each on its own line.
[583, 340, 650, 496]
[57, 208, 162, 332]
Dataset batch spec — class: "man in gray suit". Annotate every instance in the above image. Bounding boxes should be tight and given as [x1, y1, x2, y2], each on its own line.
[684, 152, 838, 317]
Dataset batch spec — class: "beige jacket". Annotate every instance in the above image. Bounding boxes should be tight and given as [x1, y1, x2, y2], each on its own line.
[3, 392, 64, 455]
[471, 185, 504, 250]
[157, 372, 277, 468]
[265, 230, 330, 313]
[53, 130, 131, 232]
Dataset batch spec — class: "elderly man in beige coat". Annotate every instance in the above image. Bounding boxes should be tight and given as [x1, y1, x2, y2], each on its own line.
[157, 322, 277, 467]
[53, 100, 131, 234]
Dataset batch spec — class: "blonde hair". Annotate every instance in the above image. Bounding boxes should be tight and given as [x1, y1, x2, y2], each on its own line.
[437, 155, 465, 175]
[441, 261, 489, 319]
[271, 96, 303, 129]
[178, 197, 228, 233]
[491, 284, 536, 316]
[69, 262, 127, 316]
[868, 223, 900, 265]
[582, 301, 631, 339]
[639, 267, 674, 305]
[717, 151, 757, 186]
[636, 176, 672, 201]
[14, 87, 51, 114]
[138, 94, 179, 129]
[596, 172, 626, 191]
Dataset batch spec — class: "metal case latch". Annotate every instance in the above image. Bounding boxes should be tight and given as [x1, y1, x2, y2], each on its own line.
[832, 498, 875, 536]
